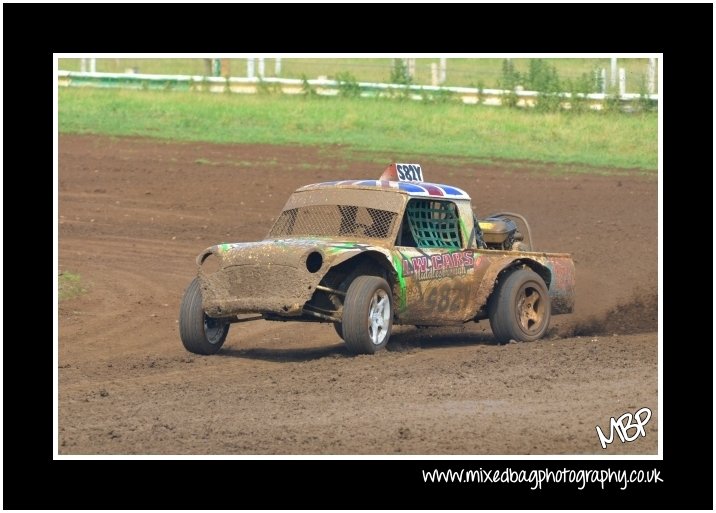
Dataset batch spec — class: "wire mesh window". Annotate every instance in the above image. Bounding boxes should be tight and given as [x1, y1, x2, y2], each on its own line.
[406, 199, 462, 248]
[269, 205, 398, 240]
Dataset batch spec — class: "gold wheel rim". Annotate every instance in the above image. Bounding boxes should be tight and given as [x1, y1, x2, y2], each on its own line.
[516, 284, 545, 335]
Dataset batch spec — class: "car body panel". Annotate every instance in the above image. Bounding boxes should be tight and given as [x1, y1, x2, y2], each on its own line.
[198, 238, 394, 317]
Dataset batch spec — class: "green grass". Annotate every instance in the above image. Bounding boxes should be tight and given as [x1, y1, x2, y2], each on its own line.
[59, 271, 85, 300]
[59, 88, 657, 170]
[59, 57, 657, 93]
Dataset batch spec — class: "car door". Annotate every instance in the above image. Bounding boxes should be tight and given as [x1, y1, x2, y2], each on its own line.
[392, 198, 478, 324]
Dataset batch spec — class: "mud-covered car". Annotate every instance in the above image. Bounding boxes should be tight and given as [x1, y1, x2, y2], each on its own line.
[180, 163, 575, 355]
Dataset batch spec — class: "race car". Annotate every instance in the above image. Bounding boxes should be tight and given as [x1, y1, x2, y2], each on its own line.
[179, 163, 575, 355]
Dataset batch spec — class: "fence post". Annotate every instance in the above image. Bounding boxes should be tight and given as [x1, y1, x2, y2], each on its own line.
[221, 59, 230, 78]
[610, 57, 617, 87]
[80, 58, 87, 72]
[258, 58, 265, 78]
[275, 58, 282, 76]
[247, 58, 255, 79]
[439, 58, 446, 84]
[599, 68, 607, 93]
[431, 63, 438, 86]
[618, 68, 626, 95]
[212, 59, 221, 77]
[647, 58, 656, 94]
[407, 58, 415, 79]
[89, 58, 96, 73]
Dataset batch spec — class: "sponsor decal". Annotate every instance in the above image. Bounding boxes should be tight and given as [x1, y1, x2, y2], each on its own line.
[402, 250, 475, 281]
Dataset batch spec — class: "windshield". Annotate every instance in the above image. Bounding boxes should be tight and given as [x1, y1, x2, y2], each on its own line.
[269, 204, 398, 241]
[267, 188, 406, 242]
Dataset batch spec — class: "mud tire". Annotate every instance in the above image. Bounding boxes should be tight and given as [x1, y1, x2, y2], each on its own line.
[342, 276, 393, 354]
[333, 322, 343, 340]
[180, 277, 230, 355]
[488, 269, 551, 344]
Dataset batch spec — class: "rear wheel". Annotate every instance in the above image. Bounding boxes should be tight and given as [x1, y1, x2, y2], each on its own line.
[488, 268, 550, 344]
[179, 277, 230, 355]
[342, 276, 393, 354]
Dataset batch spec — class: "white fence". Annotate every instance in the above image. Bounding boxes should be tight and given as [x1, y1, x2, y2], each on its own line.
[58, 70, 658, 111]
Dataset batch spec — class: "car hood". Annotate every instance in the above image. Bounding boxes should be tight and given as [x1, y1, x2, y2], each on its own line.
[197, 238, 391, 269]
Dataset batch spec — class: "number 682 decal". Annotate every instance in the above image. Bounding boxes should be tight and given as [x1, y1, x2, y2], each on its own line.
[425, 285, 471, 313]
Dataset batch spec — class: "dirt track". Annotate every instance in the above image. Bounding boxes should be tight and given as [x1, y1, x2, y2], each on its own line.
[58, 135, 658, 454]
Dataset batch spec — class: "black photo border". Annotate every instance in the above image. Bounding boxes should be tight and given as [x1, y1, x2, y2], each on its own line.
[4, 3, 711, 510]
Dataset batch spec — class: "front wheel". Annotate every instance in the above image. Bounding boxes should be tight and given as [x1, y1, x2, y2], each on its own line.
[179, 277, 230, 355]
[488, 268, 550, 344]
[333, 322, 343, 340]
[342, 276, 393, 354]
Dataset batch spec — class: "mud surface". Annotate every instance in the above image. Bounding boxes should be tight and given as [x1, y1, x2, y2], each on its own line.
[59, 134, 658, 454]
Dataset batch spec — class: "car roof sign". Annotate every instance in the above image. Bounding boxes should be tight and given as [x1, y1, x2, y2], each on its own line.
[379, 163, 424, 182]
